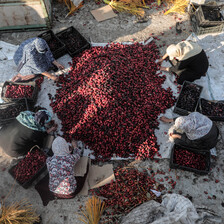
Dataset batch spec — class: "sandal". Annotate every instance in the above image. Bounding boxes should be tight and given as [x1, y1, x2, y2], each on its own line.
[176, 22, 182, 34]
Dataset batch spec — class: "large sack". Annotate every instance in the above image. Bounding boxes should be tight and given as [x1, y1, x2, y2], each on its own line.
[121, 194, 222, 224]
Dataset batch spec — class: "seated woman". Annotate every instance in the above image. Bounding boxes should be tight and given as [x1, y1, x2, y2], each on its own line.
[158, 40, 209, 85]
[12, 38, 64, 82]
[0, 110, 57, 157]
[47, 136, 86, 199]
[160, 112, 219, 151]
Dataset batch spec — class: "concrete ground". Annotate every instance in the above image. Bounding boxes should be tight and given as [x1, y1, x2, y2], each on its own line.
[0, 0, 224, 223]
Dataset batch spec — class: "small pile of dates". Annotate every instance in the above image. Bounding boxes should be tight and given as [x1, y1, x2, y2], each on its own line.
[0, 102, 27, 119]
[176, 83, 201, 112]
[200, 99, 224, 117]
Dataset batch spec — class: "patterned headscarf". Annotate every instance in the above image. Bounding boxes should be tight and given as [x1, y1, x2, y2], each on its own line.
[34, 110, 51, 127]
[16, 110, 51, 132]
[34, 38, 48, 54]
[52, 136, 70, 156]
[174, 112, 212, 140]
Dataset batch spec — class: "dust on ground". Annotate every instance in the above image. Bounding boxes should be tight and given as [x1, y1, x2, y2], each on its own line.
[0, 1, 223, 223]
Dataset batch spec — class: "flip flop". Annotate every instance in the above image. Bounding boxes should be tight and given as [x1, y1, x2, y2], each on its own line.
[176, 22, 182, 34]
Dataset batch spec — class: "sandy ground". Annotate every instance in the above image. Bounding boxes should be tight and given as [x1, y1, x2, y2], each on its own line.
[0, 0, 224, 223]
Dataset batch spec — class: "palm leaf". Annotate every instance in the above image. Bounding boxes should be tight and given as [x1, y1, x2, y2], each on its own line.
[103, 0, 149, 17]
[79, 196, 105, 224]
[164, 0, 189, 15]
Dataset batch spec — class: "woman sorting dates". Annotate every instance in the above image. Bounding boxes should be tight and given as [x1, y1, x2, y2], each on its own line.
[47, 136, 87, 198]
[0, 110, 57, 157]
[12, 38, 64, 82]
[160, 112, 219, 151]
[158, 40, 209, 85]
[35, 136, 88, 206]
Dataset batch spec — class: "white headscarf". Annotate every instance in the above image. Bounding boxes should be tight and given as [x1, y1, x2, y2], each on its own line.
[166, 40, 202, 61]
[52, 136, 70, 156]
[174, 112, 213, 140]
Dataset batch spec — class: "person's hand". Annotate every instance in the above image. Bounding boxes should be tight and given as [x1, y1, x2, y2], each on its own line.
[160, 66, 170, 72]
[51, 75, 59, 82]
[160, 116, 173, 123]
[71, 139, 78, 149]
[169, 133, 181, 139]
[47, 124, 57, 134]
[56, 63, 65, 70]
[54, 61, 65, 70]
[12, 74, 22, 82]
[157, 58, 164, 64]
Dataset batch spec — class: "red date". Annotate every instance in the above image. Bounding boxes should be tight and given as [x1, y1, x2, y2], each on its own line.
[5, 84, 34, 99]
[13, 147, 46, 184]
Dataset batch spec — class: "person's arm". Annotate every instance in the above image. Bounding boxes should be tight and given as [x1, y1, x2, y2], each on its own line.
[12, 74, 23, 82]
[44, 43, 64, 70]
[159, 116, 174, 123]
[72, 139, 82, 159]
[168, 59, 191, 72]
[158, 53, 169, 63]
[169, 133, 181, 139]
[46, 124, 58, 134]
[52, 60, 65, 70]
[42, 71, 58, 81]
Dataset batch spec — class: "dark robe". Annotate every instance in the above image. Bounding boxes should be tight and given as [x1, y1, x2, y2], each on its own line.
[0, 119, 47, 157]
[169, 50, 209, 85]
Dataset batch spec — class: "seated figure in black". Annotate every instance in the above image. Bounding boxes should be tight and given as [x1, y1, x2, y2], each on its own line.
[0, 110, 57, 157]
[160, 112, 219, 151]
[158, 40, 209, 85]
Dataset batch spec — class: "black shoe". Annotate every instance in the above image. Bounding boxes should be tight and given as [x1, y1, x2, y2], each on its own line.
[176, 22, 182, 34]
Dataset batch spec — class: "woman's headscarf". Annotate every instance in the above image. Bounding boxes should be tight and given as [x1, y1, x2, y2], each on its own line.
[13, 37, 55, 75]
[16, 110, 52, 132]
[34, 38, 48, 54]
[34, 110, 51, 127]
[174, 112, 212, 140]
[52, 136, 70, 156]
[166, 40, 202, 61]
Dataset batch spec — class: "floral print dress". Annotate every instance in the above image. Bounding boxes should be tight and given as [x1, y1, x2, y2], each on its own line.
[46, 149, 81, 195]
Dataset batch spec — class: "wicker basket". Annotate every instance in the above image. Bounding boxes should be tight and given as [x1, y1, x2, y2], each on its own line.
[195, 5, 224, 27]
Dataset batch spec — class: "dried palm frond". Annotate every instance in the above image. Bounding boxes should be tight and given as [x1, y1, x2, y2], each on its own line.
[103, 0, 149, 17]
[164, 0, 189, 15]
[79, 196, 105, 224]
[0, 199, 40, 224]
[62, 0, 84, 17]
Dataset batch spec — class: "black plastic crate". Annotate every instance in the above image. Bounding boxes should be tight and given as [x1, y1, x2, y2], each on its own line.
[170, 144, 210, 175]
[8, 146, 47, 189]
[197, 98, 224, 121]
[55, 26, 90, 57]
[38, 30, 67, 59]
[1, 81, 39, 104]
[173, 81, 203, 116]
[0, 99, 30, 126]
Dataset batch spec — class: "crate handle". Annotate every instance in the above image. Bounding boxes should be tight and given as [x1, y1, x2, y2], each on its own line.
[39, 32, 50, 38]
[29, 145, 40, 153]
